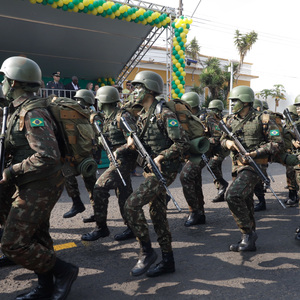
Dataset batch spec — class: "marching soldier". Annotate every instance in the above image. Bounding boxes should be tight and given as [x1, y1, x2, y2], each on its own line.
[0, 56, 78, 299]
[63, 89, 97, 219]
[221, 86, 284, 252]
[120, 71, 190, 277]
[81, 86, 137, 242]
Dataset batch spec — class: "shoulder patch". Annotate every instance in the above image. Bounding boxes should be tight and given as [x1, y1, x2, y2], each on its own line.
[270, 129, 280, 136]
[215, 125, 220, 131]
[30, 118, 44, 127]
[168, 118, 179, 127]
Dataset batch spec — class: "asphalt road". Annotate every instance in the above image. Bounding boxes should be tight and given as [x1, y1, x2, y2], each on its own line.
[1, 157, 299, 300]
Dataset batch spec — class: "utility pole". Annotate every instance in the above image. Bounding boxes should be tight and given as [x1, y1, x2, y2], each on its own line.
[178, 0, 183, 16]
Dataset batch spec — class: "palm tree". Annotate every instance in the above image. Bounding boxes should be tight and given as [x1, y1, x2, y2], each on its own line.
[270, 84, 286, 112]
[234, 30, 258, 82]
[186, 37, 201, 61]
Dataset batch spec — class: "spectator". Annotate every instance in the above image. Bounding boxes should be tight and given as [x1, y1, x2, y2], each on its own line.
[65, 76, 80, 99]
[94, 84, 100, 94]
[122, 80, 134, 102]
[86, 82, 94, 93]
[46, 71, 64, 97]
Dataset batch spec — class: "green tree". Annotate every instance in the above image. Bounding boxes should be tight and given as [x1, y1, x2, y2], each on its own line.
[256, 84, 286, 112]
[234, 30, 258, 82]
[186, 37, 201, 61]
[198, 57, 231, 107]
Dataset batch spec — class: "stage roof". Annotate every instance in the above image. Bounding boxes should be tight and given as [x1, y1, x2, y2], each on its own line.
[0, 0, 169, 81]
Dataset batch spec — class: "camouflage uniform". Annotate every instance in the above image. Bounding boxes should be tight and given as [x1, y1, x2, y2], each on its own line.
[1, 95, 64, 273]
[221, 108, 283, 235]
[124, 99, 189, 252]
[91, 109, 137, 229]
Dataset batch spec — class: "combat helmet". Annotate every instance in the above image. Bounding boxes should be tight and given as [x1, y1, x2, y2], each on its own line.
[253, 99, 263, 111]
[294, 94, 300, 106]
[0, 56, 41, 86]
[208, 99, 224, 111]
[0, 85, 4, 100]
[181, 92, 201, 108]
[132, 71, 164, 94]
[74, 89, 95, 106]
[262, 100, 269, 110]
[96, 86, 120, 104]
[228, 86, 254, 103]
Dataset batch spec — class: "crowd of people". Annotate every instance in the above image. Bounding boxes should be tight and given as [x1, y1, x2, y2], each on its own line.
[0, 56, 300, 300]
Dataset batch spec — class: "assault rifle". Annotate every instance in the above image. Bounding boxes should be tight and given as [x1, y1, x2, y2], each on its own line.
[120, 116, 182, 212]
[93, 118, 126, 187]
[219, 119, 286, 209]
[283, 108, 300, 142]
[0, 107, 8, 180]
[201, 154, 217, 181]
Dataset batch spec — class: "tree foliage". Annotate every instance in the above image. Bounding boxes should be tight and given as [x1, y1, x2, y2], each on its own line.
[255, 84, 286, 112]
[234, 30, 258, 82]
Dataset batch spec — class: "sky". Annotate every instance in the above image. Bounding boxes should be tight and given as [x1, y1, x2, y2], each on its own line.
[148, 0, 300, 111]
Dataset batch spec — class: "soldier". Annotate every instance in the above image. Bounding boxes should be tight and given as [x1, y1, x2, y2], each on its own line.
[62, 89, 97, 219]
[282, 104, 299, 205]
[206, 99, 229, 203]
[0, 56, 78, 299]
[120, 71, 190, 277]
[179, 92, 210, 226]
[221, 86, 283, 252]
[81, 86, 137, 242]
[262, 100, 269, 110]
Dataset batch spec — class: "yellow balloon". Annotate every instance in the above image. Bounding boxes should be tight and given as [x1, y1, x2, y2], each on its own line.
[182, 71, 186, 76]
[29, 0, 36, 3]
[175, 22, 180, 28]
[83, 0, 89, 6]
[178, 50, 184, 56]
[166, 17, 171, 23]
[184, 29, 189, 34]
[182, 38, 187, 44]
[63, 0, 69, 4]
[73, 6, 78, 12]
[172, 72, 175, 77]
[180, 88, 185, 94]
[131, 13, 136, 19]
[51, 2, 57, 8]
[78, 3, 84, 9]
[110, 13, 116, 19]
[97, 6, 103, 13]
[101, 83, 105, 87]
[176, 63, 181, 68]
[36, 0, 43, 3]
[119, 6, 126, 13]
[175, 80, 180, 85]
[178, 84, 183, 90]
[142, 19, 147, 25]
[126, 16, 131, 22]
[147, 17, 152, 23]
[102, 3, 109, 10]
[180, 32, 186, 38]
[135, 10, 140, 17]
[188, 18, 193, 24]
[57, 0, 63, 7]
[175, 45, 180, 51]
[162, 20, 167, 26]
[179, 67, 183, 72]
[173, 76, 178, 81]
[107, 1, 113, 8]
[172, 60, 177, 65]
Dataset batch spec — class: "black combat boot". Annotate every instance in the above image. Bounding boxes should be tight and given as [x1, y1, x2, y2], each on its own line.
[51, 257, 78, 300]
[230, 231, 258, 252]
[184, 210, 206, 227]
[146, 251, 175, 277]
[212, 179, 228, 203]
[254, 196, 266, 212]
[16, 271, 54, 300]
[81, 224, 110, 241]
[83, 215, 95, 223]
[286, 190, 299, 206]
[114, 226, 135, 241]
[0, 254, 16, 267]
[63, 196, 85, 218]
[130, 241, 157, 276]
[295, 227, 300, 242]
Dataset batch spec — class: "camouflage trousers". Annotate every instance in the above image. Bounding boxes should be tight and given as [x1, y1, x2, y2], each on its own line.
[124, 170, 177, 253]
[93, 161, 133, 226]
[0, 182, 16, 227]
[209, 154, 227, 189]
[65, 173, 97, 205]
[287, 165, 299, 191]
[226, 167, 265, 234]
[180, 160, 205, 212]
[1, 174, 64, 273]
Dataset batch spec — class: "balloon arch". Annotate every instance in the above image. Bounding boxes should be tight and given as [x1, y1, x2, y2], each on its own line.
[29, 0, 193, 99]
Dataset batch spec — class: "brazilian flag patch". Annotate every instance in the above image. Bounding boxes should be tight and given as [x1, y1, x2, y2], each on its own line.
[168, 119, 179, 127]
[215, 125, 220, 131]
[30, 118, 44, 127]
[270, 129, 280, 136]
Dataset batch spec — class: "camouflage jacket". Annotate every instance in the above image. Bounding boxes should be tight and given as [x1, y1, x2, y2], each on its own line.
[5, 95, 62, 185]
